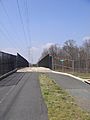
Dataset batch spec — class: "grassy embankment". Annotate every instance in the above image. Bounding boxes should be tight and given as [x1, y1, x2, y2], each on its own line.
[39, 74, 90, 120]
[54, 68, 90, 79]
[70, 72, 90, 79]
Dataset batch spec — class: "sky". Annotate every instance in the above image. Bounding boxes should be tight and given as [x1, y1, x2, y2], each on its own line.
[0, 0, 90, 63]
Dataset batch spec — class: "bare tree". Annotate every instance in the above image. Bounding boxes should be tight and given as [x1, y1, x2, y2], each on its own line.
[48, 44, 58, 57]
[63, 40, 79, 60]
[39, 39, 90, 72]
[82, 38, 90, 72]
[40, 48, 48, 60]
[79, 47, 87, 60]
[83, 38, 90, 59]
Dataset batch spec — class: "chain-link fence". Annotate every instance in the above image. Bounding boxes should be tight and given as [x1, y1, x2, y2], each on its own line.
[53, 57, 90, 73]
[37, 54, 90, 73]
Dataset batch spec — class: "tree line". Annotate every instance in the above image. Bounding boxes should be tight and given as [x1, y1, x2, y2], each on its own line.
[40, 39, 90, 62]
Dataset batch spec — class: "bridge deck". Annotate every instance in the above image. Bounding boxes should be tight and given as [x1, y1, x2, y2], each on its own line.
[0, 69, 48, 120]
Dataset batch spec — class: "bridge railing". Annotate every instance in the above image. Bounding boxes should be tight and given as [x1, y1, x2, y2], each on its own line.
[0, 52, 16, 76]
[38, 54, 90, 73]
[38, 54, 52, 69]
[0, 52, 29, 76]
[52, 57, 90, 73]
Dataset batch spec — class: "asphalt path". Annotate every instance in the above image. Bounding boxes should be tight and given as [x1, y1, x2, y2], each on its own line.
[0, 66, 90, 119]
[0, 73, 24, 104]
[0, 71, 48, 120]
[47, 72, 90, 111]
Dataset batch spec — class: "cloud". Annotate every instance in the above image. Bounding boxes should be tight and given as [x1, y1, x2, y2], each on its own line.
[28, 47, 40, 63]
[1, 48, 18, 55]
[83, 36, 90, 41]
[30, 47, 38, 52]
[28, 43, 55, 63]
[42, 42, 55, 49]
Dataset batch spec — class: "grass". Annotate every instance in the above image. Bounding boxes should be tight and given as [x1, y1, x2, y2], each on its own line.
[39, 74, 90, 120]
[54, 68, 90, 79]
[68, 72, 90, 79]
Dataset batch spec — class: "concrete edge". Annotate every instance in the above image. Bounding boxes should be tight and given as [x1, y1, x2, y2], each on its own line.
[0, 69, 17, 81]
[51, 70, 87, 83]
[84, 80, 90, 85]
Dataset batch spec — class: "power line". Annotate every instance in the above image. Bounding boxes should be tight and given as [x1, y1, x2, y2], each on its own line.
[0, 0, 20, 48]
[16, 0, 28, 48]
[0, 21, 19, 51]
[0, 0, 11, 21]
[0, 24, 18, 50]
[25, 0, 32, 63]
[0, 0, 31, 59]
[25, 0, 31, 46]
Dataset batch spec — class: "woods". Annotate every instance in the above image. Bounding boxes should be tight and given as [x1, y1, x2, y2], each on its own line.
[40, 39, 90, 72]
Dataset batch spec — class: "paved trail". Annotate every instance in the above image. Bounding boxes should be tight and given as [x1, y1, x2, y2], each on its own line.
[0, 69, 48, 120]
[0, 67, 90, 120]
[47, 72, 90, 111]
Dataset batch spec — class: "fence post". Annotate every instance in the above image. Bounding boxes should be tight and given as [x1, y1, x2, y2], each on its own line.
[52, 56, 54, 70]
[86, 59, 88, 73]
[72, 60, 74, 73]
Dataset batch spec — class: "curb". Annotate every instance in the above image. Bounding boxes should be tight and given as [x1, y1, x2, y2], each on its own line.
[0, 69, 17, 81]
[84, 80, 90, 85]
[51, 70, 87, 83]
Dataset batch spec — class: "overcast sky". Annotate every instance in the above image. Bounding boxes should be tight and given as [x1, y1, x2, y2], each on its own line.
[0, 0, 90, 63]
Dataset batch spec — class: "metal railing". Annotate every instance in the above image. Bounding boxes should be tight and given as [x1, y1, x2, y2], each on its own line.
[0, 52, 16, 76]
[0, 52, 29, 76]
[37, 54, 90, 73]
[38, 54, 52, 69]
[53, 57, 90, 73]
